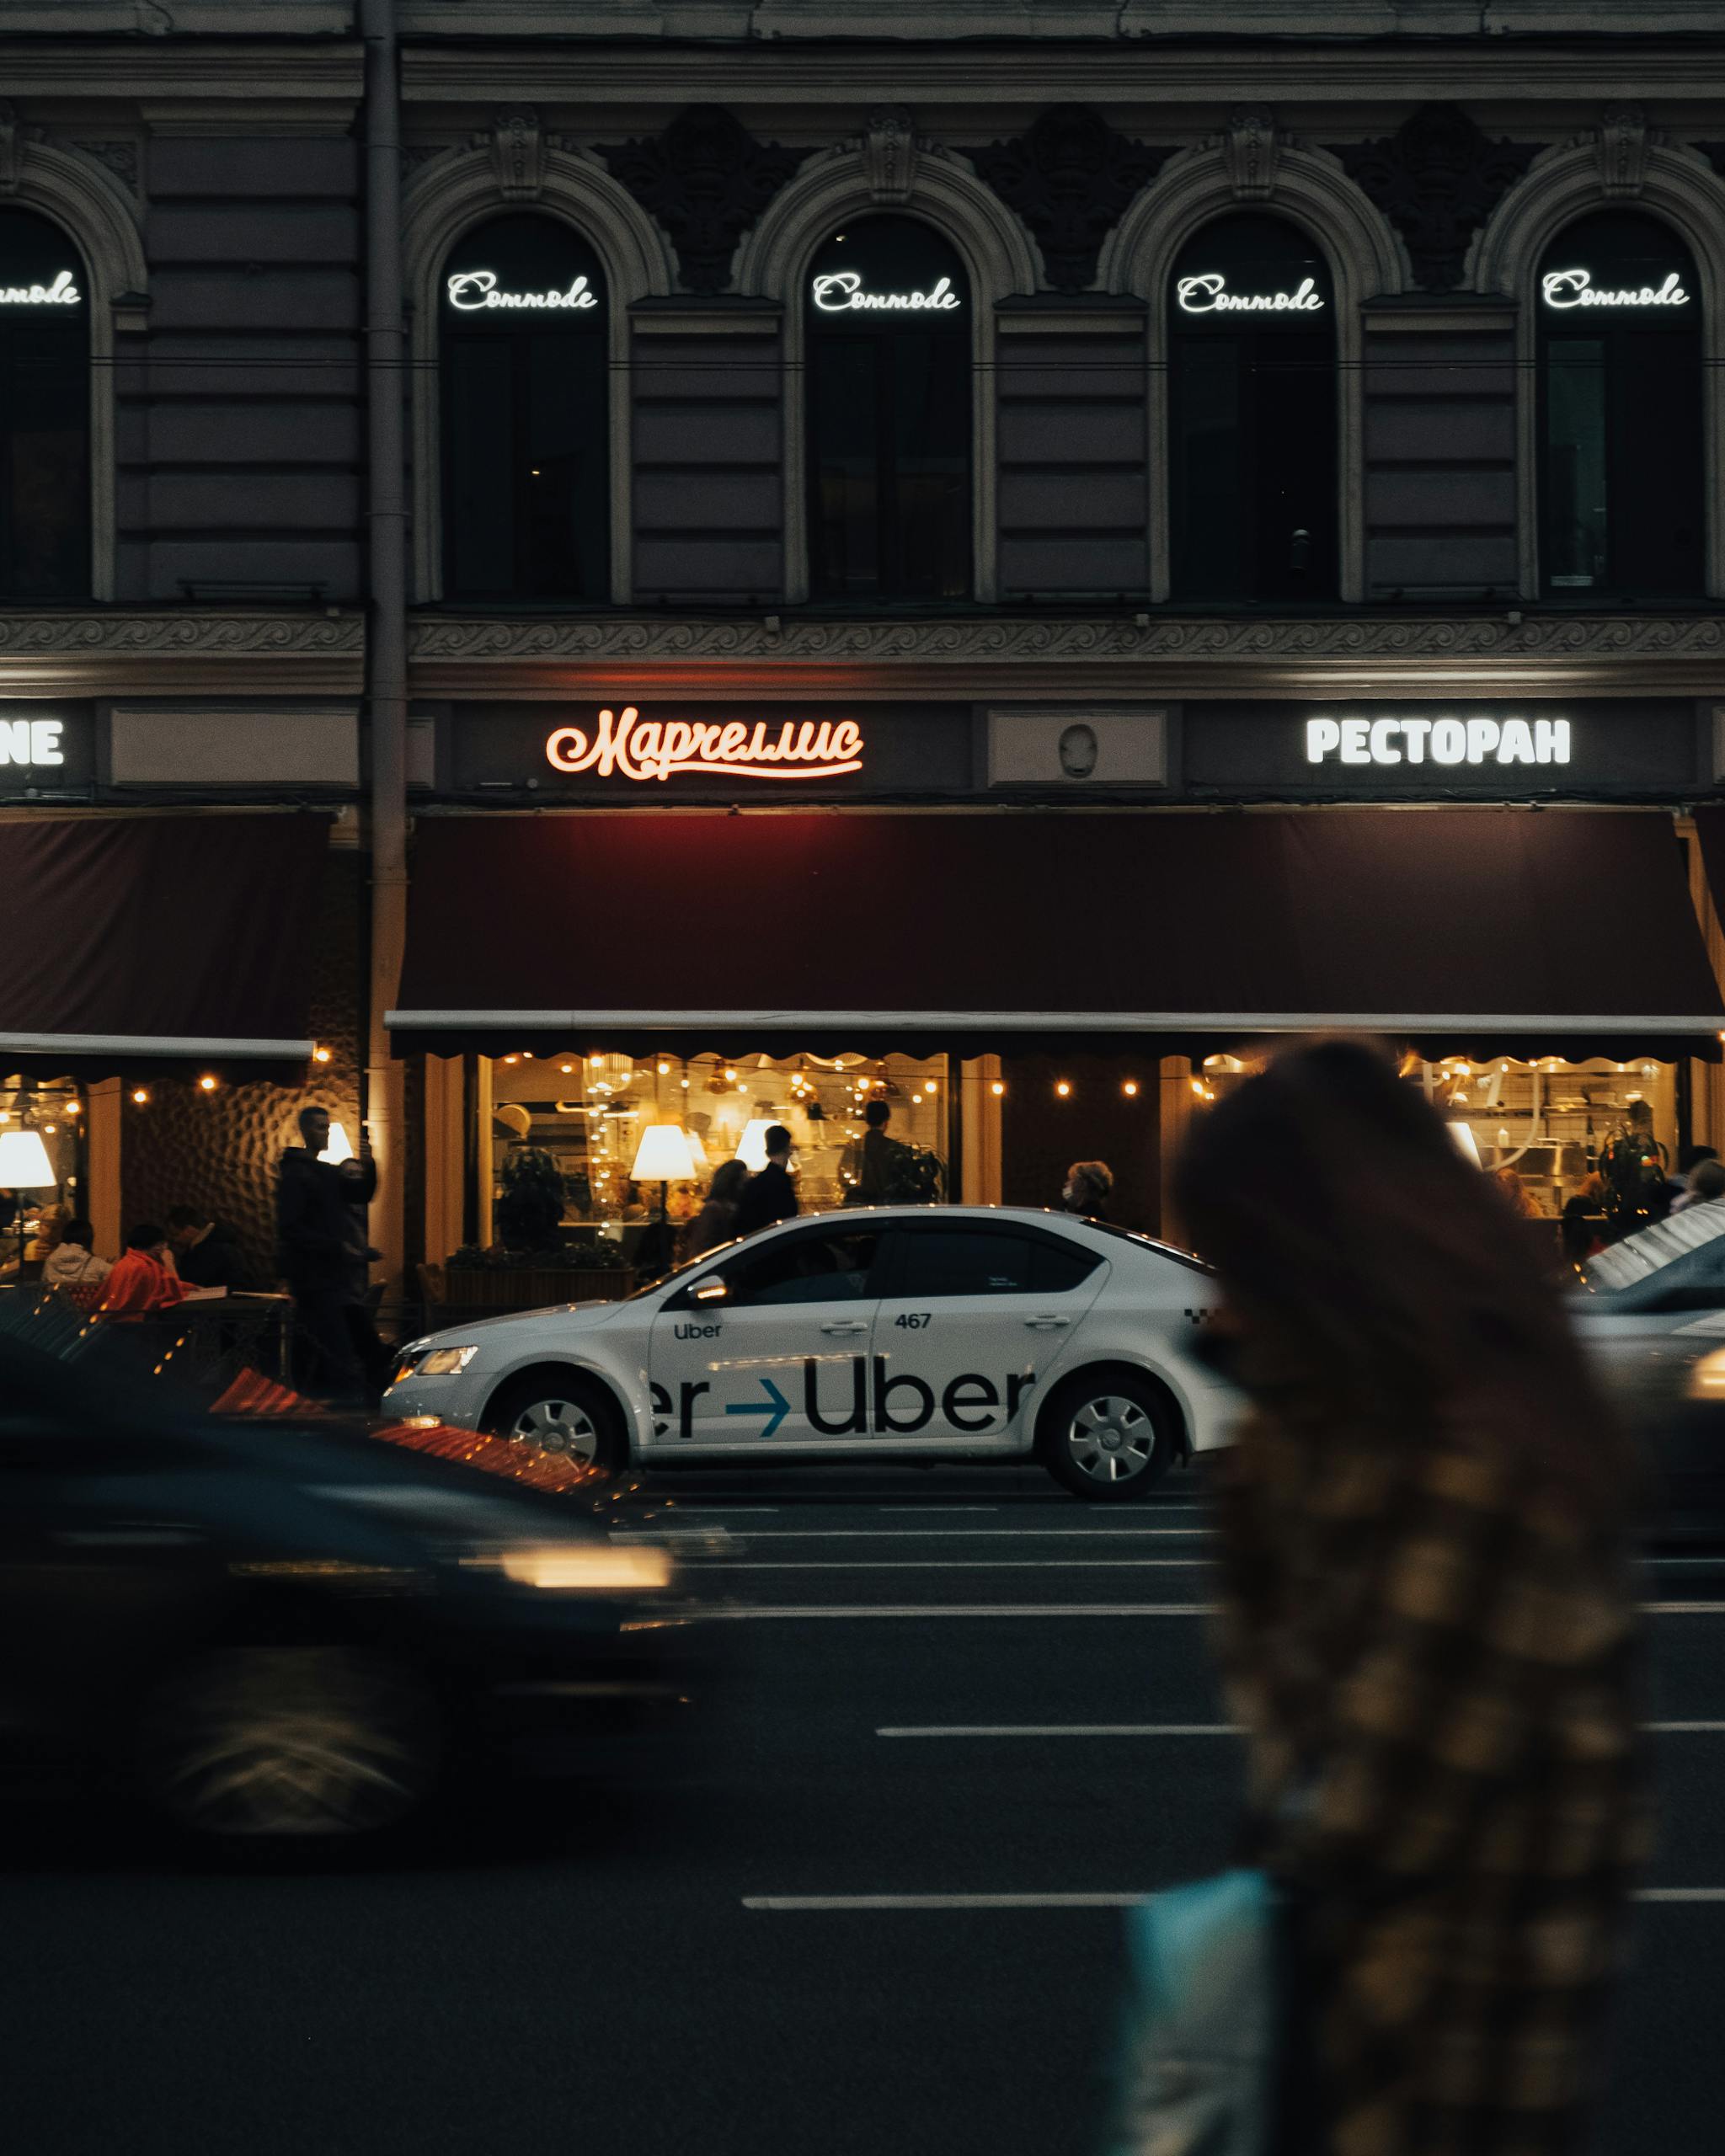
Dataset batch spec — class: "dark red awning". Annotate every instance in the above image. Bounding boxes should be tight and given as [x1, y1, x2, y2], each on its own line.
[0, 813, 328, 1072]
[388, 808, 1725, 1060]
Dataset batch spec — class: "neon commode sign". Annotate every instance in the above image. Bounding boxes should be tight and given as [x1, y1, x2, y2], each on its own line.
[1176, 273, 1324, 315]
[0, 270, 80, 307]
[1541, 268, 1689, 310]
[545, 707, 866, 784]
[446, 270, 597, 312]
[1306, 717, 1572, 768]
[0, 718, 65, 768]
[811, 271, 961, 314]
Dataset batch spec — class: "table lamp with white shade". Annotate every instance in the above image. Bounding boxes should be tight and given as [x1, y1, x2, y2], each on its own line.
[735, 1118, 778, 1172]
[0, 1127, 58, 1277]
[630, 1123, 697, 1237]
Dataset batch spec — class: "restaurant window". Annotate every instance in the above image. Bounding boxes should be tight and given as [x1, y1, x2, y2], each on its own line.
[806, 216, 971, 601]
[1167, 213, 1337, 603]
[479, 1053, 949, 1262]
[1184, 1049, 1679, 1257]
[0, 210, 89, 600]
[1538, 211, 1703, 600]
[0, 1075, 88, 1284]
[439, 213, 609, 602]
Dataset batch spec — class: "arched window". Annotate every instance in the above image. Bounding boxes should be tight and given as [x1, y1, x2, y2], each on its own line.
[1167, 214, 1337, 603]
[439, 213, 609, 601]
[806, 216, 970, 600]
[1537, 211, 1702, 599]
[0, 208, 89, 599]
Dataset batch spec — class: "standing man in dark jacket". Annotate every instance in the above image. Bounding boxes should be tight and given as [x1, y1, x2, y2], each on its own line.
[734, 1125, 798, 1237]
[276, 1106, 378, 1399]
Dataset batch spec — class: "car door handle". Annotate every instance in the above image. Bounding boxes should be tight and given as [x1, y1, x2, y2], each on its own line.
[820, 1320, 870, 1336]
[1024, 1315, 1071, 1330]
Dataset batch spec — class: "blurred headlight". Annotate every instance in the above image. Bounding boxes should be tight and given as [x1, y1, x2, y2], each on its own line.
[1686, 1348, 1725, 1400]
[493, 1544, 675, 1593]
[418, 1345, 479, 1377]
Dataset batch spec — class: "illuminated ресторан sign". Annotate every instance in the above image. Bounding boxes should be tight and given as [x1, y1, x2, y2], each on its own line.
[1541, 268, 1690, 310]
[445, 270, 597, 312]
[811, 271, 961, 314]
[545, 707, 866, 784]
[1176, 273, 1324, 315]
[1306, 716, 1572, 768]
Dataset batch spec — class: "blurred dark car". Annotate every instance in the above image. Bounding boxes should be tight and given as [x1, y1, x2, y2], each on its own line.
[0, 1337, 702, 1843]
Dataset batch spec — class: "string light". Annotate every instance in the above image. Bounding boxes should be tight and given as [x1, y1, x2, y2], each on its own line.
[1123, 1080, 1139, 1097]
[658, 1061, 671, 1075]
[131, 1088, 149, 1107]
[312, 1045, 331, 1065]
[197, 1074, 218, 1093]
[923, 1080, 937, 1094]
[991, 1080, 1006, 1097]
[1055, 1081, 1071, 1098]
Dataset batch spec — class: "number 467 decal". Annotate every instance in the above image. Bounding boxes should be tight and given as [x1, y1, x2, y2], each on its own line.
[894, 1311, 932, 1330]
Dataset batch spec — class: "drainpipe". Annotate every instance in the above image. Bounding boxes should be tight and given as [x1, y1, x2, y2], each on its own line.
[361, 0, 408, 1307]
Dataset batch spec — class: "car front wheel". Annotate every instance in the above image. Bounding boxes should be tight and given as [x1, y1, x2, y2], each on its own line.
[1039, 1372, 1175, 1501]
[483, 1370, 626, 1479]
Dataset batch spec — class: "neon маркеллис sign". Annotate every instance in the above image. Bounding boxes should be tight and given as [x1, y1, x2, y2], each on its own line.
[1176, 273, 1324, 315]
[1306, 717, 1572, 768]
[1541, 269, 1690, 309]
[545, 707, 866, 784]
[811, 271, 961, 313]
[446, 270, 597, 312]
[0, 270, 80, 307]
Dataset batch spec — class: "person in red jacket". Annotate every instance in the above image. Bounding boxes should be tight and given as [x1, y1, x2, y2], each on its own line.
[98, 1224, 186, 1316]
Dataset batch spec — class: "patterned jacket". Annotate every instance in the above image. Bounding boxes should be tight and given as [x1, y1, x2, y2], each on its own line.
[1212, 1406, 1649, 2156]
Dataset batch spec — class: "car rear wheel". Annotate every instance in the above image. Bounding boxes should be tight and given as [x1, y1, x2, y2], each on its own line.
[483, 1371, 626, 1478]
[1039, 1372, 1174, 1501]
[136, 1645, 442, 1841]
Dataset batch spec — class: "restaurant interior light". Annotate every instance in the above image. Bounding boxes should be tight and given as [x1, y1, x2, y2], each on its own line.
[318, 1121, 355, 1166]
[991, 1081, 1005, 1097]
[1123, 1080, 1139, 1097]
[198, 1074, 218, 1092]
[630, 1123, 697, 1182]
[312, 1046, 331, 1065]
[1448, 1123, 1483, 1168]
[735, 1118, 778, 1171]
[0, 1128, 56, 1188]
[1055, 1081, 1071, 1098]
[131, 1088, 150, 1107]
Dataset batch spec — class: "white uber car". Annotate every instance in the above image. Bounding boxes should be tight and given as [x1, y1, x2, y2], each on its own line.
[386, 1207, 1236, 1501]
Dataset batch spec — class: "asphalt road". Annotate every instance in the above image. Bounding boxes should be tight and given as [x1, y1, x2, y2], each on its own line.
[8, 1460, 1725, 2156]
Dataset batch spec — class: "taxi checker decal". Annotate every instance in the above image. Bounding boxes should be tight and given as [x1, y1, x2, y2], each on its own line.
[649, 1356, 1039, 1439]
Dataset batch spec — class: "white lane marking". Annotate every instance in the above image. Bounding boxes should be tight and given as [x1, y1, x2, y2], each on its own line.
[701, 1600, 1725, 1620]
[880, 1505, 1000, 1512]
[703, 1604, 1217, 1620]
[744, 1889, 1725, 1913]
[691, 1559, 1210, 1570]
[658, 1506, 781, 1514]
[659, 1528, 1210, 1539]
[876, 1721, 1725, 1738]
[878, 1724, 1240, 1737]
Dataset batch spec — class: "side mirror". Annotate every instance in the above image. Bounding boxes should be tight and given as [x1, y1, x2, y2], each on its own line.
[692, 1277, 729, 1305]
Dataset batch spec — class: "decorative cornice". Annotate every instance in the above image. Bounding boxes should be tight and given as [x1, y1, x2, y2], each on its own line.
[1332, 104, 1537, 291]
[0, 611, 365, 696]
[407, 611, 1725, 699]
[968, 104, 1172, 292]
[597, 105, 809, 296]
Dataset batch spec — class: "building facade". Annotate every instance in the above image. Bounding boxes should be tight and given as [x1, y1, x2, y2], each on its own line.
[7, 1, 1725, 1303]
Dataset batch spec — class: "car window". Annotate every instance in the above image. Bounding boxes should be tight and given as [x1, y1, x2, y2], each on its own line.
[1032, 1237, 1103, 1294]
[720, 1229, 884, 1308]
[1586, 1228, 1725, 1315]
[889, 1229, 1039, 1299]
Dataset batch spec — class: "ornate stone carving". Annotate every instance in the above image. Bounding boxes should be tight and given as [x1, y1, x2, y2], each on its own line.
[1598, 104, 1650, 198]
[489, 108, 546, 203]
[0, 612, 364, 658]
[599, 105, 808, 296]
[70, 141, 139, 198]
[862, 105, 917, 205]
[401, 141, 455, 181]
[0, 102, 34, 196]
[407, 612, 1725, 669]
[1223, 107, 1279, 201]
[1332, 104, 1538, 291]
[968, 104, 1171, 294]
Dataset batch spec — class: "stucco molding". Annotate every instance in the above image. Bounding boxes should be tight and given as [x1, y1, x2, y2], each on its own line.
[0, 611, 365, 696]
[408, 611, 1725, 664]
[403, 141, 675, 607]
[1097, 127, 1406, 607]
[1472, 130, 1725, 600]
[735, 122, 1037, 606]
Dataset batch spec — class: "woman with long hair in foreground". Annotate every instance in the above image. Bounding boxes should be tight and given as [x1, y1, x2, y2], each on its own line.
[1175, 1040, 1648, 2156]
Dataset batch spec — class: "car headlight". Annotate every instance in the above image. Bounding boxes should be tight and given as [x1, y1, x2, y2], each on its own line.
[416, 1345, 479, 1377]
[1686, 1348, 1725, 1400]
[464, 1544, 675, 1593]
